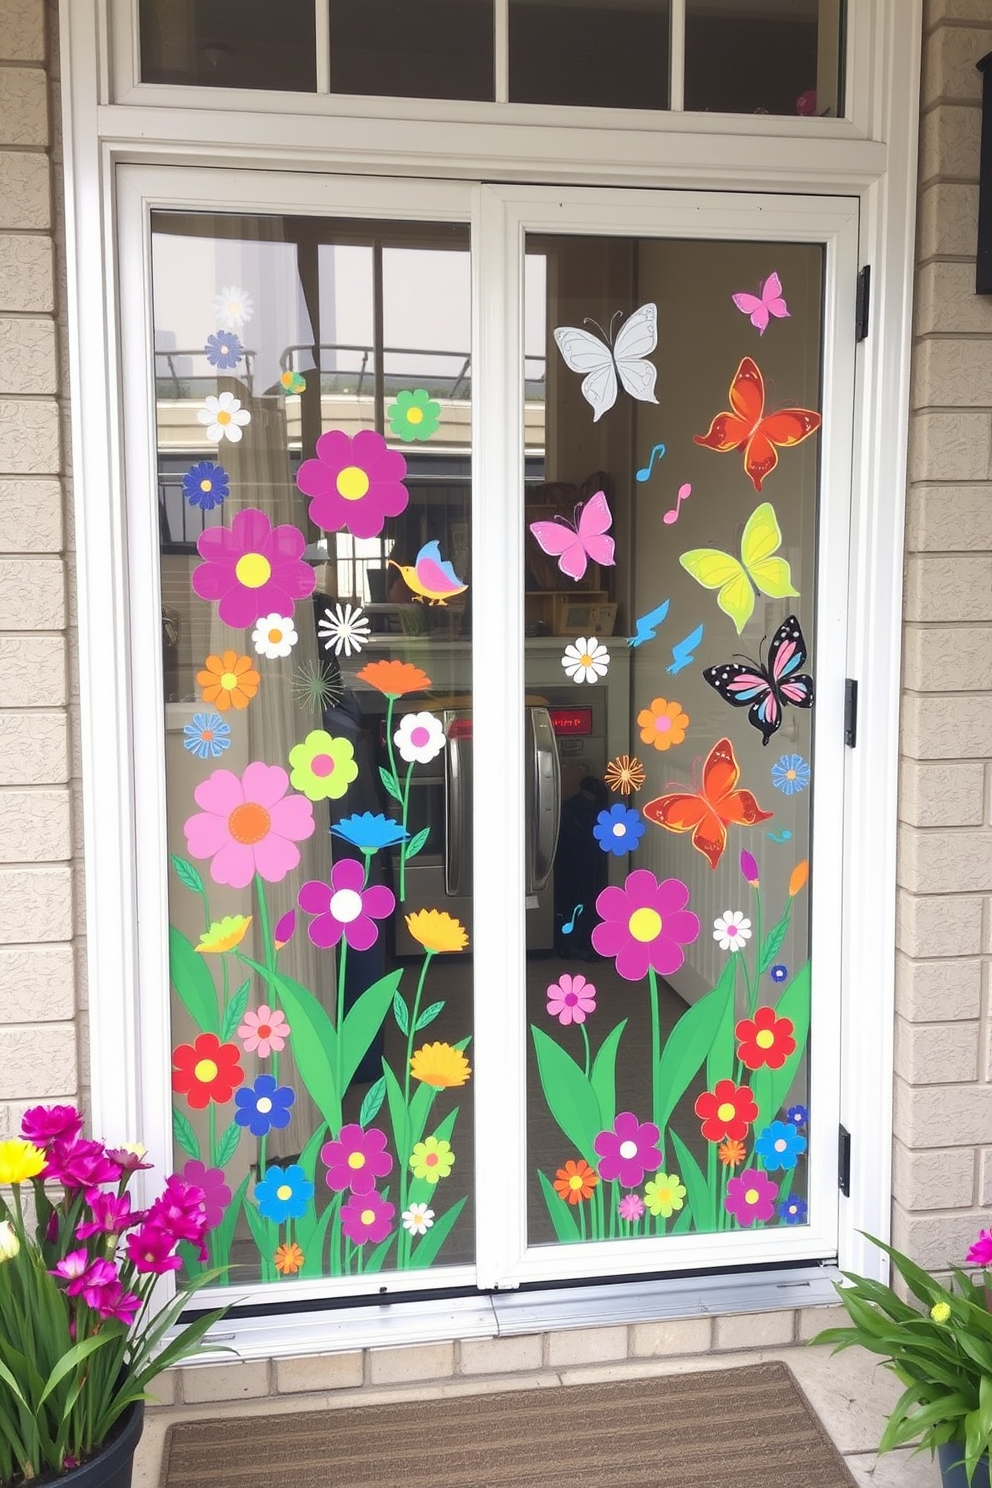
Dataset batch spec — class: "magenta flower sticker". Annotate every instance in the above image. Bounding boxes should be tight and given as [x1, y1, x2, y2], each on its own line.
[191, 507, 316, 628]
[297, 858, 395, 951]
[183, 762, 316, 888]
[321, 1124, 393, 1195]
[724, 1167, 778, 1227]
[591, 869, 699, 981]
[339, 1190, 395, 1246]
[296, 429, 409, 540]
[180, 1161, 232, 1230]
[546, 973, 597, 1025]
[593, 1112, 662, 1188]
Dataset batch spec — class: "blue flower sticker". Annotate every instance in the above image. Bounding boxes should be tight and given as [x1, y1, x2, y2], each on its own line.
[786, 1104, 808, 1127]
[182, 711, 231, 761]
[779, 1196, 808, 1225]
[771, 753, 811, 795]
[331, 812, 409, 853]
[593, 804, 646, 857]
[769, 963, 788, 984]
[755, 1121, 807, 1172]
[254, 1163, 312, 1223]
[235, 1075, 295, 1137]
[204, 331, 244, 370]
[182, 460, 230, 511]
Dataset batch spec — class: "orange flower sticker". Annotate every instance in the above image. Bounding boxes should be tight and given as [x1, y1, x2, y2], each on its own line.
[273, 1241, 304, 1275]
[718, 1138, 746, 1168]
[605, 754, 646, 794]
[197, 650, 260, 711]
[553, 1158, 599, 1204]
[789, 859, 809, 897]
[356, 659, 432, 698]
[637, 697, 689, 751]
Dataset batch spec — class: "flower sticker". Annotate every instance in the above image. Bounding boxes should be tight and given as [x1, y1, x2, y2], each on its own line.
[251, 614, 298, 660]
[787, 1104, 808, 1126]
[357, 658, 432, 698]
[694, 1080, 758, 1142]
[593, 803, 645, 857]
[410, 1042, 471, 1089]
[237, 1005, 290, 1057]
[296, 428, 409, 539]
[340, 1191, 394, 1245]
[214, 286, 254, 330]
[195, 915, 252, 954]
[278, 369, 306, 395]
[180, 1161, 231, 1229]
[234, 1075, 295, 1137]
[637, 697, 689, 750]
[553, 1159, 599, 1204]
[755, 1121, 807, 1171]
[332, 813, 409, 853]
[546, 973, 596, 1025]
[171, 1033, 244, 1110]
[197, 651, 260, 712]
[736, 1007, 796, 1070]
[183, 460, 229, 511]
[718, 1138, 746, 1168]
[591, 869, 699, 981]
[725, 1168, 778, 1227]
[274, 1241, 305, 1274]
[254, 1164, 313, 1223]
[298, 858, 395, 951]
[772, 753, 811, 795]
[780, 1197, 808, 1225]
[619, 1193, 645, 1223]
[394, 711, 446, 765]
[183, 711, 231, 760]
[594, 1113, 662, 1188]
[405, 909, 468, 954]
[402, 1202, 435, 1235]
[562, 636, 610, 684]
[770, 963, 789, 984]
[183, 761, 315, 888]
[409, 1136, 454, 1184]
[605, 754, 646, 794]
[713, 910, 752, 952]
[321, 1125, 393, 1195]
[644, 1173, 686, 1218]
[318, 602, 371, 657]
[288, 729, 359, 801]
[191, 508, 316, 628]
[203, 331, 244, 370]
[197, 391, 251, 444]
[387, 388, 442, 442]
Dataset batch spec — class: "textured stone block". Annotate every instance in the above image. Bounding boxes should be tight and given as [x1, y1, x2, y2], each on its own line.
[0, 67, 47, 146]
[0, 477, 62, 551]
[900, 693, 992, 759]
[0, 317, 56, 395]
[179, 1361, 270, 1404]
[929, 0, 992, 20]
[904, 555, 992, 622]
[546, 1326, 628, 1368]
[146, 1370, 177, 1408]
[906, 411, 990, 483]
[898, 825, 992, 893]
[274, 1352, 364, 1393]
[916, 262, 992, 334]
[0, 864, 72, 941]
[0, 235, 53, 313]
[630, 1317, 712, 1357]
[367, 1342, 455, 1385]
[0, 711, 68, 784]
[923, 26, 992, 104]
[0, 787, 71, 861]
[895, 889, 984, 957]
[0, 1022, 76, 1099]
[903, 625, 992, 693]
[0, 152, 48, 230]
[0, 556, 63, 627]
[714, 1310, 795, 1350]
[458, 1334, 544, 1374]
[0, 398, 59, 473]
[894, 1014, 980, 1084]
[893, 1140, 976, 1209]
[898, 761, 985, 826]
[913, 339, 992, 409]
[797, 1305, 850, 1342]
[894, 1076, 992, 1148]
[0, 635, 66, 706]
[978, 1147, 992, 1204]
[919, 103, 981, 183]
[917, 183, 979, 259]
[896, 951, 982, 1020]
[0, 943, 73, 1020]
[891, 1207, 990, 1271]
[0, 0, 46, 62]
[906, 486, 992, 553]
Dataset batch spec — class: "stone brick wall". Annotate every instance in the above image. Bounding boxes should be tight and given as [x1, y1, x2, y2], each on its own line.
[896, 0, 992, 1269]
[0, 0, 80, 1134]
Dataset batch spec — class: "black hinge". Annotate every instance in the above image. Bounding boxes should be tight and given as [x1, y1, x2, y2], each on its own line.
[838, 1125, 852, 1197]
[844, 678, 858, 747]
[856, 265, 871, 341]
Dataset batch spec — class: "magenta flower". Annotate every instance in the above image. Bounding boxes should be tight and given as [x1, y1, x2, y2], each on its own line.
[125, 1221, 183, 1274]
[21, 1103, 83, 1148]
[148, 1175, 208, 1251]
[546, 973, 597, 1026]
[725, 1167, 779, 1227]
[321, 1124, 393, 1195]
[78, 1258, 120, 1308]
[105, 1145, 153, 1173]
[274, 909, 297, 949]
[86, 1278, 140, 1325]
[237, 1004, 291, 1058]
[591, 870, 700, 981]
[191, 507, 316, 627]
[296, 429, 409, 540]
[594, 1113, 662, 1188]
[184, 762, 315, 889]
[48, 1137, 121, 1190]
[298, 858, 395, 951]
[75, 1191, 138, 1240]
[339, 1190, 395, 1245]
[181, 1161, 232, 1230]
[619, 1193, 645, 1222]
[51, 1248, 94, 1294]
[967, 1229, 992, 1267]
[740, 850, 760, 887]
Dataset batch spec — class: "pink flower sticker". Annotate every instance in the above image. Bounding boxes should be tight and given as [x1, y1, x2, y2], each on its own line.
[183, 762, 315, 888]
[191, 508, 316, 628]
[296, 429, 409, 539]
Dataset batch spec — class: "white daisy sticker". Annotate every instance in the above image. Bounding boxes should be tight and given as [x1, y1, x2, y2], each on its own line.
[394, 711, 446, 765]
[713, 910, 753, 952]
[318, 601, 371, 658]
[197, 391, 251, 444]
[561, 636, 610, 684]
[401, 1202, 435, 1236]
[213, 285, 254, 330]
[251, 613, 298, 660]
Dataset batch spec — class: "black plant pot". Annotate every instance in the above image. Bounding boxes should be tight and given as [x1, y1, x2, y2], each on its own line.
[938, 1442, 992, 1488]
[58, 1402, 144, 1488]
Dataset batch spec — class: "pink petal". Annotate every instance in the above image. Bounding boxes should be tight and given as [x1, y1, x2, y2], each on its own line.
[361, 884, 395, 920]
[623, 868, 662, 909]
[230, 507, 274, 551]
[191, 560, 235, 602]
[253, 832, 302, 884]
[184, 810, 232, 859]
[298, 879, 331, 914]
[217, 585, 266, 628]
[649, 937, 686, 977]
[331, 857, 366, 892]
[208, 841, 258, 889]
[196, 525, 243, 561]
[343, 915, 379, 952]
[657, 877, 691, 913]
[664, 910, 700, 946]
[594, 884, 633, 923]
[242, 762, 289, 810]
[268, 523, 308, 563]
[310, 429, 352, 476]
[268, 793, 316, 843]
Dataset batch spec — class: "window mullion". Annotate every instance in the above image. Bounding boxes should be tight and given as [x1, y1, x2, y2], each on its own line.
[669, 0, 686, 112]
[494, 0, 509, 104]
[314, 0, 331, 94]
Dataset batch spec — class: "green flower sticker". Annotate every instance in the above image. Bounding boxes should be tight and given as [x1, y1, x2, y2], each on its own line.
[387, 388, 441, 442]
[279, 370, 307, 395]
[288, 729, 359, 801]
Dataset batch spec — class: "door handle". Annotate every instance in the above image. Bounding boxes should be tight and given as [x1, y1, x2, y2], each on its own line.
[444, 709, 471, 897]
[527, 706, 561, 894]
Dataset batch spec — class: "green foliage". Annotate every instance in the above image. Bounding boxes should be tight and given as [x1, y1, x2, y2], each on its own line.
[405, 827, 431, 859]
[530, 1024, 601, 1167]
[655, 958, 735, 1136]
[220, 979, 252, 1043]
[169, 925, 219, 1034]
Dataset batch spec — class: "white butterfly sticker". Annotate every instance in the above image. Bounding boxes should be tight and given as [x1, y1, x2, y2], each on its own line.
[553, 303, 659, 423]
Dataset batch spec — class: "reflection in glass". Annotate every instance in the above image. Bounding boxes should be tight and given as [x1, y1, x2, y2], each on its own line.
[139, 0, 316, 91]
[509, 0, 670, 110]
[684, 0, 844, 117]
[328, 0, 494, 101]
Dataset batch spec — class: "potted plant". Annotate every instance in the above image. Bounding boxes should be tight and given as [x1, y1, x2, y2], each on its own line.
[0, 1104, 230, 1486]
[812, 1230, 992, 1488]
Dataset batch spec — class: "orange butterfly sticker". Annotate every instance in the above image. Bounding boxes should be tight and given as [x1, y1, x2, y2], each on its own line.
[693, 357, 821, 492]
[642, 736, 773, 870]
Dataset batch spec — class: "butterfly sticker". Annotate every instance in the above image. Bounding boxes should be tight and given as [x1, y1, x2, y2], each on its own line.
[694, 356, 821, 491]
[703, 614, 815, 746]
[679, 501, 798, 635]
[732, 272, 790, 336]
[642, 736, 773, 870]
[529, 490, 616, 583]
[553, 304, 659, 423]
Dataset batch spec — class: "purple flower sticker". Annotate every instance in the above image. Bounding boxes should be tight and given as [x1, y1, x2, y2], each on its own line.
[191, 507, 316, 628]
[180, 1160, 232, 1230]
[321, 1124, 393, 1195]
[297, 858, 395, 951]
[724, 1167, 778, 1227]
[591, 869, 699, 981]
[296, 429, 409, 539]
[339, 1190, 394, 1245]
[593, 1112, 662, 1188]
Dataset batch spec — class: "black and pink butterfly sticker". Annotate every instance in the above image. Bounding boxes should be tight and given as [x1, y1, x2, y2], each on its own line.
[703, 614, 814, 746]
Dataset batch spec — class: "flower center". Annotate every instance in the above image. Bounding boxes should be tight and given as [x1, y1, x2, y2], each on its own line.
[786, 769, 796, 780]
[347, 1151, 367, 1171]
[329, 887, 363, 923]
[564, 992, 578, 1007]
[407, 406, 424, 424]
[267, 627, 284, 644]
[235, 552, 272, 588]
[658, 1188, 671, 1203]
[655, 714, 672, 732]
[276, 1184, 292, 1201]
[201, 729, 214, 742]
[220, 671, 239, 690]
[216, 409, 232, 425]
[716, 1102, 736, 1122]
[361, 1208, 375, 1225]
[628, 907, 662, 942]
[756, 1029, 775, 1048]
[256, 1097, 273, 1114]
[336, 465, 371, 501]
[612, 823, 626, 837]
[410, 726, 431, 747]
[726, 924, 738, 937]
[200, 478, 213, 492]
[256, 1023, 271, 1039]
[194, 1058, 218, 1083]
[311, 753, 335, 777]
[568, 1174, 584, 1191]
[744, 1188, 760, 1205]
[425, 1152, 438, 1167]
[228, 802, 271, 845]
[579, 652, 593, 667]
[618, 1140, 638, 1160]
[775, 1138, 788, 1152]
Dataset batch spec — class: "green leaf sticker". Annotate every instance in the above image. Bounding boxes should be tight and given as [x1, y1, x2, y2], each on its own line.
[392, 988, 410, 1035]
[360, 1076, 387, 1127]
[413, 1000, 444, 1033]
[406, 827, 431, 859]
[220, 979, 251, 1043]
[379, 766, 402, 802]
[169, 925, 220, 1034]
[213, 1121, 241, 1169]
[172, 854, 205, 897]
[172, 1105, 200, 1161]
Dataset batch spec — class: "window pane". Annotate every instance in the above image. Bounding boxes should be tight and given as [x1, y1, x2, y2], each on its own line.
[684, 0, 844, 117]
[139, 0, 316, 91]
[328, 0, 494, 101]
[509, 0, 669, 110]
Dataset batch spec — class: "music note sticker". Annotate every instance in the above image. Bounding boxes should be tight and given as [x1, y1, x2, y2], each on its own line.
[766, 829, 792, 844]
[562, 904, 584, 935]
[636, 444, 666, 483]
[663, 483, 691, 526]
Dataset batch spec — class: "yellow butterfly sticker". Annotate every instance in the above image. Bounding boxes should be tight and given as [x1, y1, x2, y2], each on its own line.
[679, 502, 798, 635]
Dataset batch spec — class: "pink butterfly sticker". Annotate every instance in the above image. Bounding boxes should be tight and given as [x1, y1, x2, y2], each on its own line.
[731, 272, 790, 336]
[529, 490, 616, 583]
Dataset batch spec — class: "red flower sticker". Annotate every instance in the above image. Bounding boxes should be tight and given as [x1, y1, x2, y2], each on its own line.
[735, 1006, 796, 1071]
[171, 1032, 244, 1110]
[694, 1079, 758, 1143]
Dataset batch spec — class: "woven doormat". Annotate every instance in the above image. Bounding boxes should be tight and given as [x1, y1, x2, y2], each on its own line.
[162, 1359, 856, 1488]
